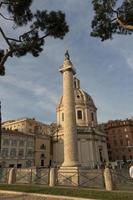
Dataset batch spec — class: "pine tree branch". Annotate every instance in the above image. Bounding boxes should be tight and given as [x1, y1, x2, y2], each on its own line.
[0, 27, 12, 49]
[19, 26, 39, 41]
[7, 37, 21, 42]
[0, 49, 14, 67]
[0, 1, 17, 8]
[40, 33, 50, 39]
[0, 13, 13, 21]
[117, 17, 133, 30]
[111, 7, 133, 30]
[111, 18, 117, 22]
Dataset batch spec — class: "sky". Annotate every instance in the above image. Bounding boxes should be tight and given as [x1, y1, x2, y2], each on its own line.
[0, 0, 133, 124]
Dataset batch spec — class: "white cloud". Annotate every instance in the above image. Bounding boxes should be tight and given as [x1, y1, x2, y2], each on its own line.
[0, 75, 58, 105]
[0, 0, 133, 123]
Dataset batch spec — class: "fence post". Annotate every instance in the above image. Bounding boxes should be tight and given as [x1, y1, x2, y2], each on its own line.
[104, 167, 113, 191]
[49, 168, 55, 187]
[30, 168, 33, 184]
[8, 168, 16, 184]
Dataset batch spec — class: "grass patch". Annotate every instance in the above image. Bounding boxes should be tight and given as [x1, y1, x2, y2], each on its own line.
[0, 184, 133, 200]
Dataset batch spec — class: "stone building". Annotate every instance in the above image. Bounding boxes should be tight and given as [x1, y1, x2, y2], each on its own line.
[2, 117, 50, 135]
[34, 134, 51, 167]
[2, 118, 51, 168]
[0, 128, 34, 168]
[52, 54, 108, 168]
[101, 119, 133, 162]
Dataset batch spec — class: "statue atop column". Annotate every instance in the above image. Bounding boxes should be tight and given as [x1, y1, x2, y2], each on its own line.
[65, 50, 70, 60]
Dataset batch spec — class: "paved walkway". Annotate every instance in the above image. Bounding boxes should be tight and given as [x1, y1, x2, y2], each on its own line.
[0, 190, 95, 200]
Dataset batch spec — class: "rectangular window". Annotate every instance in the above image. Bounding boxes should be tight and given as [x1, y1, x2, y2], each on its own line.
[62, 113, 64, 121]
[29, 128, 32, 133]
[19, 140, 24, 147]
[2, 148, 8, 157]
[122, 155, 126, 162]
[107, 143, 111, 148]
[77, 110, 82, 120]
[3, 139, 10, 146]
[10, 149, 16, 157]
[11, 139, 17, 146]
[120, 139, 123, 146]
[40, 144, 46, 150]
[27, 141, 34, 147]
[91, 112, 94, 121]
[18, 149, 24, 157]
[27, 149, 33, 157]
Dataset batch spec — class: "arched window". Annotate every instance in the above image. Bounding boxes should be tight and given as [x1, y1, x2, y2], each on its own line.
[91, 112, 94, 121]
[41, 160, 44, 167]
[62, 113, 64, 121]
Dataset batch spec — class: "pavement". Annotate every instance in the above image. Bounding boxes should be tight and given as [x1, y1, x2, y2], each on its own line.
[0, 190, 96, 200]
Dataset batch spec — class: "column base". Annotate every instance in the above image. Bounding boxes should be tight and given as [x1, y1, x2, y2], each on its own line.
[56, 167, 104, 188]
[57, 166, 79, 186]
[62, 161, 80, 167]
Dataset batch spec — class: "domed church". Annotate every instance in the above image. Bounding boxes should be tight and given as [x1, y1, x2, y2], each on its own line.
[52, 53, 108, 168]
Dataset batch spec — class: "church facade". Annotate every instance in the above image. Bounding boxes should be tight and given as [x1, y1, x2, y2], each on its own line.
[52, 55, 108, 168]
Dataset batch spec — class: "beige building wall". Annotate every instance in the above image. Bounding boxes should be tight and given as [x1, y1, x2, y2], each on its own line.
[53, 128, 108, 168]
[2, 118, 50, 135]
[0, 129, 34, 168]
[34, 135, 51, 167]
[2, 118, 51, 168]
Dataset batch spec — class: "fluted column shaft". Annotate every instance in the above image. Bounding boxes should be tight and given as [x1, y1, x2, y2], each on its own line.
[62, 68, 79, 167]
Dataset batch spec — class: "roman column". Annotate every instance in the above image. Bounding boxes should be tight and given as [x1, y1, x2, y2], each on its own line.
[59, 51, 79, 167]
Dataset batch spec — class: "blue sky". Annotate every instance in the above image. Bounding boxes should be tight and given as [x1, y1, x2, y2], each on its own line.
[0, 0, 133, 124]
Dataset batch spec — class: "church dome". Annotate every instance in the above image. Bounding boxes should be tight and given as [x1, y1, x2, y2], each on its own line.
[57, 77, 97, 127]
[74, 88, 96, 108]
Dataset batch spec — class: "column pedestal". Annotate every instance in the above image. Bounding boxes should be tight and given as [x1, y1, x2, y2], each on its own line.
[57, 166, 79, 186]
[57, 167, 104, 188]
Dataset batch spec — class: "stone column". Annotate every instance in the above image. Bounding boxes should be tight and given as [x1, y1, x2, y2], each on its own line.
[104, 167, 113, 191]
[59, 53, 79, 167]
[49, 168, 55, 187]
[8, 168, 16, 184]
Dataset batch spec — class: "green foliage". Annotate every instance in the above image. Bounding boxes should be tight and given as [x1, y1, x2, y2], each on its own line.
[6, 0, 33, 26]
[33, 10, 69, 39]
[91, 0, 133, 41]
[0, 0, 69, 75]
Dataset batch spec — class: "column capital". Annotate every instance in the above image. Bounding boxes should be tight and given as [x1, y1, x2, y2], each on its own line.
[59, 51, 76, 75]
